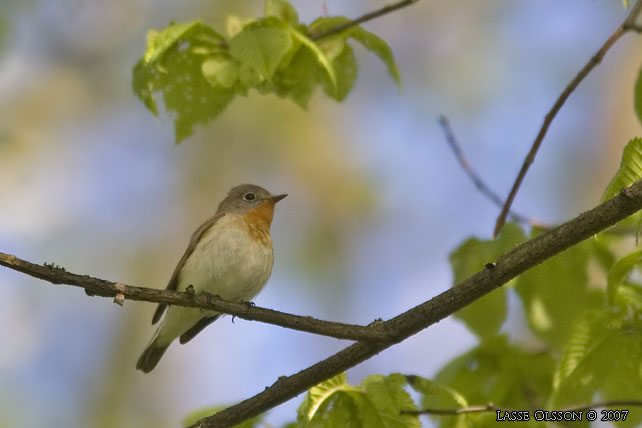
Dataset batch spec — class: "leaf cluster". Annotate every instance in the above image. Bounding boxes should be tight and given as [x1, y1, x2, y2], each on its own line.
[186, 373, 422, 428]
[132, 0, 401, 142]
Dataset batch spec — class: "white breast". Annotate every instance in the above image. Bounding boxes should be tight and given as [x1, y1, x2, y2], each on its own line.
[177, 214, 274, 302]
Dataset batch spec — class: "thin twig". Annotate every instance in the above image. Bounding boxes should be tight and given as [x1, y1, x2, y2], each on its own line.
[493, 0, 642, 237]
[561, 400, 642, 412]
[190, 181, 642, 428]
[401, 399, 642, 416]
[0, 252, 389, 342]
[308, 0, 419, 40]
[401, 403, 497, 416]
[438, 116, 546, 228]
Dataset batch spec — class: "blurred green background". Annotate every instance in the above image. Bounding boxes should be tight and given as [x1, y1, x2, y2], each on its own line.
[1, 0, 641, 426]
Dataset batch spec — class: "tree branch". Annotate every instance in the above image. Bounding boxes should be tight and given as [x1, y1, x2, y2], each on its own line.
[0, 252, 389, 342]
[189, 181, 642, 428]
[4, 181, 642, 428]
[401, 399, 642, 416]
[308, 0, 419, 40]
[493, 0, 642, 237]
[437, 116, 547, 228]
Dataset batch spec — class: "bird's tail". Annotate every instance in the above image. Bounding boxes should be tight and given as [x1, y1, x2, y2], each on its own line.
[136, 333, 170, 373]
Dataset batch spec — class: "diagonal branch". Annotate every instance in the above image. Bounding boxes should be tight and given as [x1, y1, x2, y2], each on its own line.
[438, 116, 546, 228]
[190, 181, 642, 428]
[493, 0, 642, 237]
[4, 181, 642, 428]
[308, 0, 419, 40]
[0, 252, 388, 342]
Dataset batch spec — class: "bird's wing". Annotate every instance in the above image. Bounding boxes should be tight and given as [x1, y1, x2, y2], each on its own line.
[151, 212, 226, 325]
[178, 314, 221, 344]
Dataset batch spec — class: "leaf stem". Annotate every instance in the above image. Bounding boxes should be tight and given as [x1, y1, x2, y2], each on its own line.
[401, 399, 642, 416]
[308, 0, 419, 40]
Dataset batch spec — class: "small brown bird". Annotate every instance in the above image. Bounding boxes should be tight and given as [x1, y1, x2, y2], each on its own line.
[136, 184, 287, 373]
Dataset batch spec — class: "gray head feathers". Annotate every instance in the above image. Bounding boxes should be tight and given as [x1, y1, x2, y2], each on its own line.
[216, 184, 283, 214]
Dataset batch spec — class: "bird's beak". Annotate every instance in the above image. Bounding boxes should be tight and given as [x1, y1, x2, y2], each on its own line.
[270, 194, 288, 203]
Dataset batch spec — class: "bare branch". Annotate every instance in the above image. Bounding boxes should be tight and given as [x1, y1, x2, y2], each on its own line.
[401, 399, 642, 416]
[0, 252, 389, 342]
[438, 116, 547, 228]
[308, 0, 419, 40]
[190, 181, 642, 428]
[493, 0, 642, 237]
[401, 403, 496, 416]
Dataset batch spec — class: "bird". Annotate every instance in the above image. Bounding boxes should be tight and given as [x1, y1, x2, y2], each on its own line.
[136, 184, 287, 373]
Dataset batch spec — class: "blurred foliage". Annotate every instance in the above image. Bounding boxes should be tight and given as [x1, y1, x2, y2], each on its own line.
[633, 67, 642, 123]
[132, 0, 401, 142]
[0, 16, 6, 54]
[426, 336, 554, 428]
[296, 372, 419, 428]
[449, 223, 526, 339]
[602, 138, 642, 202]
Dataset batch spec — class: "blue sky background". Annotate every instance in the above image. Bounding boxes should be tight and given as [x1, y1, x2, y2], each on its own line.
[1, 0, 641, 426]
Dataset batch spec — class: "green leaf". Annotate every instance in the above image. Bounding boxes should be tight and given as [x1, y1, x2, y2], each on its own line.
[182, 406, 261, 428]
[271, 47, 319, 108]
[229, 18, 294, 83]
[407, 376, 469, 428]
[298, 373, 419, 428]
[265, 0, 299, 26]
[602, 137, 642, 202]
[552, 311, 642, 427]
[360, 374, 420, 428]
[322, 44, 357, 102]
[288, 27, 336, 86]
[449, 223, 526, 339]
[514, 237, 604, 352]
[132, 59, 159, 116]
[226, 15, 254, 38]
[202, 56, 239, 88]
[435, 336, 553, 428]
[312, 392, 364, 428]
[309, 17, 401, 91]
[143, 21, 203, 64]
[132, 9, 401, 138]
[607, 250, 642, 303]
[298, 373, 357, 423]
[134, 21, 216, 117]
[614, 283, 642, 312]
[132, 22, 234, 142]
[317, 36, 346, 62]
[349, 27, 402, 91]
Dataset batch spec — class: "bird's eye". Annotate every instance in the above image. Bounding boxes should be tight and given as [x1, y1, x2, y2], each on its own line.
[243, 193, 256, 201]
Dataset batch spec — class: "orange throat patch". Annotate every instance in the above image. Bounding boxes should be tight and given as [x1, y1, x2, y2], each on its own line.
[242, 201, 274, 245]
